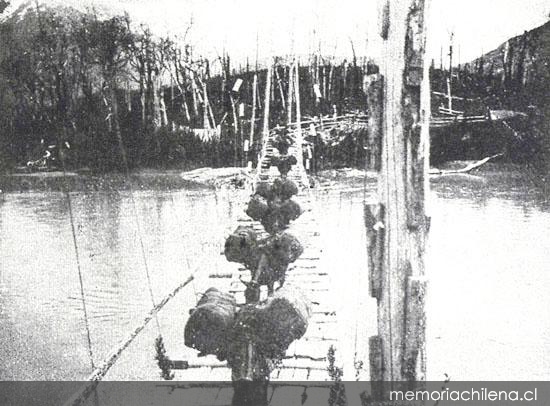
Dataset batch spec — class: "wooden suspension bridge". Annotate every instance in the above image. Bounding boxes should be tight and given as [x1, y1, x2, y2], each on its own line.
[137, 57, 338, 382]
[60, 58, 346, 406]
[57, 0, 434, 405]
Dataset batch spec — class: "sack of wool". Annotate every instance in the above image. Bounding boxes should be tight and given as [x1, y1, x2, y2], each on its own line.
[260, 211, 280, 234]
[260, 213, 292, 234]
[266, 232, 304, 267]
[278, 199, 302, 223]
[224, 226, 259, 265]
[255, 182, 273, 200]
[246, 194, 269, 221]
[258, 201, 301, 232]
[255, 286, 311, 358]
[245, 194, 269, 221]
[272, 155, 298, 177]
[262, 205, 301, 234]
[196, 287, 236, 308]
[274, 137, 291, 155]
[184, 288, 237, 360]
[271, 178, 298, 200]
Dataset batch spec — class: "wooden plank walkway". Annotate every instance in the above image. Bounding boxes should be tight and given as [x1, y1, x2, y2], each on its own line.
[255, 122, 309, 189]
[79, 382, 339, 406]
[170, 178, 334, 382]
[171, 124, 336, 381]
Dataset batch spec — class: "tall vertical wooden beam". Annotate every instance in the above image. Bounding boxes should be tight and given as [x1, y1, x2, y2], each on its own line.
[365, 74, 384, 171]
[262, 64, 272, 140]
[294, 63, 302, 132]
[258, 63, 273, 167]
[287, 63, 295, 126]
[202, 80, 210, 130]
[367, 0, 431, 397]
[250, 73, 258, 147]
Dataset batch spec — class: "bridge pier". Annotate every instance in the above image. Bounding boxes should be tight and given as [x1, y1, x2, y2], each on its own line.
[365, 0, 431, 399]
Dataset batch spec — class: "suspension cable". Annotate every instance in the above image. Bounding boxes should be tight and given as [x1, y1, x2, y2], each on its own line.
[106, 83, 162, 335]
[56, 128, 96, 371]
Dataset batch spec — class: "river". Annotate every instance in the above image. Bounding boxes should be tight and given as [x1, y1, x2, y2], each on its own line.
[0, 164, 549, 381]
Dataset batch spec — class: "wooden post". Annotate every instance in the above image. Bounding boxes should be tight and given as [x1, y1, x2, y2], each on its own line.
[286, 63, 294, 126]
[249, 73, 258, 167]
[366, 0, 431, 398]
[328, 61, 334, 102]
[230, 93, 239, 166]
[275, 65, 286, 110]
[202, 80, 210, 130]
[191, 75, 199, 124]
[294, 63, 301, 132]
[365, 74, 384, 171]
[262, 63, 272, 146]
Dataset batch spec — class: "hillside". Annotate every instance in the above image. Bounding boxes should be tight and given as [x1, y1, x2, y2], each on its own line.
[468, 19, 550, 103]
[0, 0, 116, 22]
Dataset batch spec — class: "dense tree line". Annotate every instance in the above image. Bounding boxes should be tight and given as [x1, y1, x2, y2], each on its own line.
[0, 4, 240, 171]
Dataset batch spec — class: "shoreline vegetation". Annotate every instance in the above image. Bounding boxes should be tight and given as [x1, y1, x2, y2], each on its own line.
[0, 167, 242, 192]
[0, 161, 535, 193]
[0, 3, 549, 177]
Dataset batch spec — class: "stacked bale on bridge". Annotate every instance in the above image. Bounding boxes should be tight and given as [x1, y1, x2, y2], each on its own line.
[271, 155, 298, 177]
[224, 225, 261, 271]
[228, 286, 311, 373]
[185, 92, 312, 400]
[184, 288, 237, 361]
[255, 286, 311, 358]
[247, 177, 302, 233]
[224, 227, 303, 294]
[256, 232, 304, 293]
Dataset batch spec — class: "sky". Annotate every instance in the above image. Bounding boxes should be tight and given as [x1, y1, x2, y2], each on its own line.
[7, 0, 550, 66]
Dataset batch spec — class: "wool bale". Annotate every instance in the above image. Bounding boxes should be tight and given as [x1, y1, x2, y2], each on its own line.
[260, 212, 279, 234]
[197, 287, 236, 307]
[245, 194, 269, 221]
[250, 233, 303, 289]
[275, 140, 290, 155]
[229, 288, 311, 363]
[259, 203, 301, 234]
[224, 225, 258, 264]
[255, 286, 311, 358]
[271, 178, 298, 200]
[279, 199, 302, 222]
[267, 232, 304, 266]
[272, 155, 297, 177]
[184, 288, 237, 360]
[274, 133, 293, 155]
[255, 182, 273, 200]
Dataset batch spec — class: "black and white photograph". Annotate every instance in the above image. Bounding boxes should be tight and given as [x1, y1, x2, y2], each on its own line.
[0, 0, 549, 404]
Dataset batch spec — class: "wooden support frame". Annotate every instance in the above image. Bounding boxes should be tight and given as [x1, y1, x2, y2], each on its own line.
[365, 74, 384, 171]
[365, 0, 431, 397]
[364, 203, 385, 300]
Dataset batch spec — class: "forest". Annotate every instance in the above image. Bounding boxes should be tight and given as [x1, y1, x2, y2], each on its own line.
[0, 2, 372, 173]
[0, 2, 549, 174]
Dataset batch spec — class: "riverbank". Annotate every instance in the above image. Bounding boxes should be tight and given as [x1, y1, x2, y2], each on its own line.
[315, 160, 544, 188]
[0, 167, 252, 193]
[0, 162, 545, 195]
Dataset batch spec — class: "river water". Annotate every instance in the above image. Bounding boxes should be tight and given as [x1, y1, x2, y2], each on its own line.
[0, 165, 549, 381]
